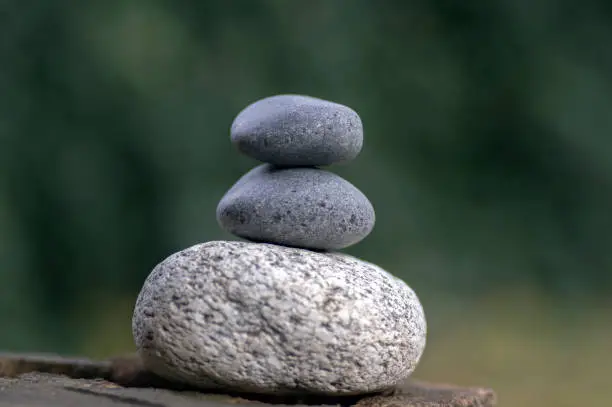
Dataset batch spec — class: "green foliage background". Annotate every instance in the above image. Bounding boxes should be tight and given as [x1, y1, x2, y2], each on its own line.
[1, 1, 611, 404]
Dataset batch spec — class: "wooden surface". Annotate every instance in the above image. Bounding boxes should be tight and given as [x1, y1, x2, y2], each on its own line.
[0, 353, 496, 407]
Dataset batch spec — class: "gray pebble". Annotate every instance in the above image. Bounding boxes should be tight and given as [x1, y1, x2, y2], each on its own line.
[231, 95, 363, 166]
[132, 240, 427, 395]
[216, 164, 375, 250]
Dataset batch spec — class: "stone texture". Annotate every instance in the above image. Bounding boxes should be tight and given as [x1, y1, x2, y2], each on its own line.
[216, 164, 375, 250]
[132, 241, 427, 395]
[231, 94, 363, 167]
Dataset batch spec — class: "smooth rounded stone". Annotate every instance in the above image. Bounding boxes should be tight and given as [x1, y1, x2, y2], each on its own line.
[132, 240, 427, 396]
[216, 164, 375, 251]
[231, 94, 363, 166]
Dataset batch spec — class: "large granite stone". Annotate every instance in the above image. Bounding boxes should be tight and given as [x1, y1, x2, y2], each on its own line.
[132, 241, 427, 396]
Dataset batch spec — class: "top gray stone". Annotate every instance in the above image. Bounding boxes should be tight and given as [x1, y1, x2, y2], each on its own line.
[231, 95, 363, 166]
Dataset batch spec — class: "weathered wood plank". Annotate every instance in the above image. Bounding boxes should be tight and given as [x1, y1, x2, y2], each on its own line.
[0, 353, 496, 407]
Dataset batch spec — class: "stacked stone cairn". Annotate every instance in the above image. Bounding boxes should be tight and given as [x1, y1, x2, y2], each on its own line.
[132, 95, 427, 396]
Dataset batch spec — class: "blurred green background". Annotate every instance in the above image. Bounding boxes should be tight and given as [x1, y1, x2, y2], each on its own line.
[1, 1, 611, 405]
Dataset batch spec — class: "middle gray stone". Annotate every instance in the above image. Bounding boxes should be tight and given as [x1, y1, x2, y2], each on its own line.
[216, 164, 375, 251]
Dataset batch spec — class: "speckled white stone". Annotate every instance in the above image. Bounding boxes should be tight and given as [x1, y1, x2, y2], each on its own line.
[132, 240, 427, 396]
